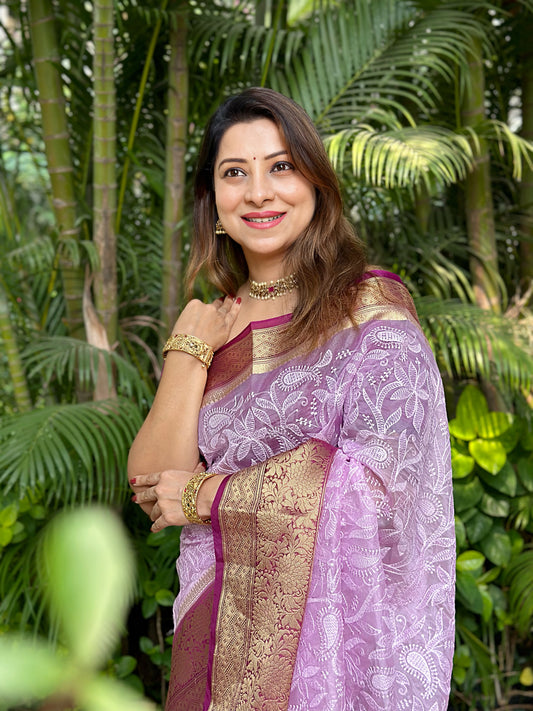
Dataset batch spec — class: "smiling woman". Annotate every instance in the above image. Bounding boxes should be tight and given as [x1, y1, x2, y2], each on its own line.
[213, 119, 316, 278]
[128, 87, 455, 711]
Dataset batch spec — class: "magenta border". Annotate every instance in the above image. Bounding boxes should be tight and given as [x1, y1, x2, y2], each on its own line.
[202, 474, 231, 710]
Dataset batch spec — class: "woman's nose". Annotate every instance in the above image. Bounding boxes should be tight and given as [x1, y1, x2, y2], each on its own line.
[245, 174, 274, 205]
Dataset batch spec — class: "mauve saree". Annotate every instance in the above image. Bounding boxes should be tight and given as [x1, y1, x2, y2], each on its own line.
[165, 272, 455, 711]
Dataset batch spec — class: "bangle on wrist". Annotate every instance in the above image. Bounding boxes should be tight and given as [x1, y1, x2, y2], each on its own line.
[162, 333, 214, 369]
[181, 471, 217, 525]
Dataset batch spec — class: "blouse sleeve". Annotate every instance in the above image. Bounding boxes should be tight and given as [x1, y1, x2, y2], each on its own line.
[288, 319, 456, 711]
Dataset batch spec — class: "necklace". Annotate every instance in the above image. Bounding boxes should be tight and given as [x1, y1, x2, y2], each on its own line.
[249, 274, 298, 300]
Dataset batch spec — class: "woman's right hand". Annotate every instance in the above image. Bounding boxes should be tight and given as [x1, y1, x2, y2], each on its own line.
[170, 295, 241, 351]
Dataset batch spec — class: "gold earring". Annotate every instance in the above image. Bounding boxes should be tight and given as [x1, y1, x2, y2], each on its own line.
[215, 219, 226, 235]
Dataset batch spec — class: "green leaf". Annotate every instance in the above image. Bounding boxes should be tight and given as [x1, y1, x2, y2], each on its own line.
[479, 526, 513, 567]
[453, 477, 484, 512]
[496, 418, 522, 453]
[453, 644, 471, 669]
[480, 587, 494, 623]
[0, 503, 18, 527]
[449, 417, 477, 442]
[451, 451, 475, 479]
[139, 636, 155, 654]
[477, 412, 514, 439]
[455, 385, 489, 436]
[455, 515, 467, 549]
[456, 550, 485, 573]
[452, 666, 467, 684]
[517, 456, 533, 492]
[141, 597, 158, 619]
[469, 439, 507, 474]
[43, 507, 135, 669]
[465, 511, 492, 544]
[155, 589, 175, 607]
[0, 637, 67, 704]
[456, 570, 484, 614]
[0, 527, 13, 547]
[479, 461, 517, 497]
[479, 493, 510, 518]
[508, 529, 524, 557]
[115, 655, 137, 679]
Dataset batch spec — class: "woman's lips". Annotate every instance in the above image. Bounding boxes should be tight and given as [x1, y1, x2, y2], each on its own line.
[241, 212, 286, 229]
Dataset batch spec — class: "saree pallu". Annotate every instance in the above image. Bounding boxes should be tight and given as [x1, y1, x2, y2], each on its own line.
[165, 273, 456, 711]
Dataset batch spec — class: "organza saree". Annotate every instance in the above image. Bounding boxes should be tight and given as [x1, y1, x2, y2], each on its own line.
[165, 272, 455, 711]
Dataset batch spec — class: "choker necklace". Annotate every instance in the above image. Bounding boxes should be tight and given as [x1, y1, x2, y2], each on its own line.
[249, 274, 298, 300]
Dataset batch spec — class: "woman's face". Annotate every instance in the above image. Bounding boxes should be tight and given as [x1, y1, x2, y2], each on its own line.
[213, 119, 316, 274]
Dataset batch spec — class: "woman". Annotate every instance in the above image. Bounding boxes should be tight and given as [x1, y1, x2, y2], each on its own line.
[128, 87, 455, 711]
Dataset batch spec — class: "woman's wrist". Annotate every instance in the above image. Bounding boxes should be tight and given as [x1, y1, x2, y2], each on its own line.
[195, 474, 226, 520]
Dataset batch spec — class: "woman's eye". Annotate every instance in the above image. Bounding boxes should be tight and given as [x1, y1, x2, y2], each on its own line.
[224, 167, 245, 178]
[272, 161, 294, 173]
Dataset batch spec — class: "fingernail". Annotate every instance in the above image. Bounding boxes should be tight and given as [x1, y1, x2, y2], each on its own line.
[236, 297, 242, 304]
[131, 494, 137, 502]
[130, 477, 136, 484]
[229, 293, 235, 299]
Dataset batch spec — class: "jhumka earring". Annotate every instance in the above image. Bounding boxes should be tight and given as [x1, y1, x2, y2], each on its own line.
[215, 219, 226, 235]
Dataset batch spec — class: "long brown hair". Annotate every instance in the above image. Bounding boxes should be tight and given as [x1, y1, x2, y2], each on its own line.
[186, 87, 367, 348]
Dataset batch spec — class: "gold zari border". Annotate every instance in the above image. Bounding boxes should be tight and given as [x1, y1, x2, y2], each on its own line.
[209, 439, 336, 711]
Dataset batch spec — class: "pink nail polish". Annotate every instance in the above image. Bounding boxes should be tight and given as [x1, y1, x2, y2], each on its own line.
[130, 477, 136, 485]
[132, 494, 137, 502]
[236, 297, 242, 304]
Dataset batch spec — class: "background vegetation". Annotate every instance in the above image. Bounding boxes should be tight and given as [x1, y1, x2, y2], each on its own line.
[0, 0, 532, 708]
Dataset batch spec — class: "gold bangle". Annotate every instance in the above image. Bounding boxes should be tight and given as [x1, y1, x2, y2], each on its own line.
[162, 333, 214, 369]
[181, 471, 217, 525]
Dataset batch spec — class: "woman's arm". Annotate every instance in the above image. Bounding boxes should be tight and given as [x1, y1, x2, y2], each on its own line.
[127, 295, 240, 512]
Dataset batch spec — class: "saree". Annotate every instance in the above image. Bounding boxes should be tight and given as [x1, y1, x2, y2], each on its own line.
[165, 272, 455, 711]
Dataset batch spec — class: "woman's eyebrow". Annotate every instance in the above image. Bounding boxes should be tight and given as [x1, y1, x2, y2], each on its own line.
[217, 150, 288, 170]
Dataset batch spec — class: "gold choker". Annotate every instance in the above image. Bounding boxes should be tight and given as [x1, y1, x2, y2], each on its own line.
[249, 274, 298, 300]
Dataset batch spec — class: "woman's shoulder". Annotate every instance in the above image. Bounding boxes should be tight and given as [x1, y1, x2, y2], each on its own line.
[349, 268, 421, 327]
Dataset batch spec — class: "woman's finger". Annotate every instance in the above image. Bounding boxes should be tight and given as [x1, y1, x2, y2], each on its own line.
[130, 472, 160, 488]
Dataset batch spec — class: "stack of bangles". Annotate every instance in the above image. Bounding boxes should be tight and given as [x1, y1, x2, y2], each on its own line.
[181, 471, 217, 525]
[162, 333, 214, 369]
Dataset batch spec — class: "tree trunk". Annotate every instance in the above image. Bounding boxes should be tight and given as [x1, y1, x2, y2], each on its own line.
[519, 35, 533, 295]
[28, 0, 85, 338]
[160, 8, 189, 337]
[0, 280, 31, 413]
[92, 0, 118, 346]
[461, 36, 501, 313]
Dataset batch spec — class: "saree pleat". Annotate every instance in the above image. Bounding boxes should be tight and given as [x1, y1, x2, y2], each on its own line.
[206, 440, 335, 711]
[166, 584, 214, 710]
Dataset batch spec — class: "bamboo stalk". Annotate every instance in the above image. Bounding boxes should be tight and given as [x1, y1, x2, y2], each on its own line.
[0, 280, 31, 413]
[28, 0, 85, 338]
[461, 35, 502, 313]
[160, 8, 188, 338]
[92, 0, 118, 348]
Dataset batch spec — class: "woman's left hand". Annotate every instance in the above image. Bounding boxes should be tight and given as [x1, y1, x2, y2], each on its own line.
[132, 466, 226, 531]
[132, 468, 199, 531]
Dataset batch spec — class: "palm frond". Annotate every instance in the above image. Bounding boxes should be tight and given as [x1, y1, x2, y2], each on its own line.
[325, 125, 474, 189]
[0, 399, 142, 504]
[504, 547, 533, 636]
[272, 1, 488, 128]
[416, 297, 533, 391]
[189, 14, 303, 84]
[480, 119, 533, 181]
[3, 237, 56, 274]
[22, 336, 153, 402]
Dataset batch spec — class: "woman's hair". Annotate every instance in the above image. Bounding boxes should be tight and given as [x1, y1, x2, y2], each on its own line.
[186, 86, 367, 348]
